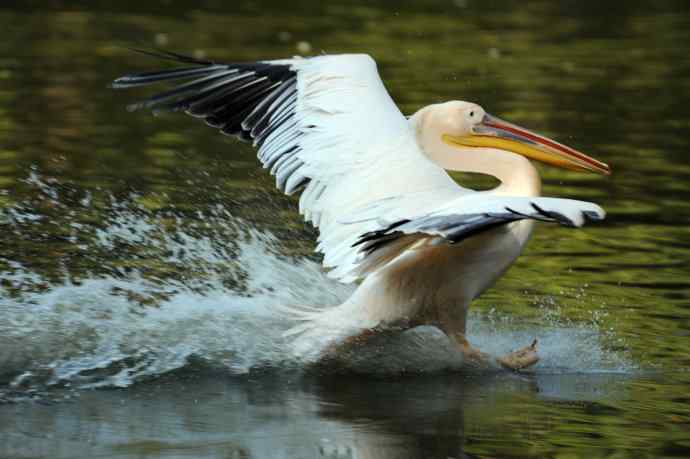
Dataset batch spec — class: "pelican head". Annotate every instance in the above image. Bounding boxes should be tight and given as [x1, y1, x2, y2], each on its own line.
[412, 101, 611, 178]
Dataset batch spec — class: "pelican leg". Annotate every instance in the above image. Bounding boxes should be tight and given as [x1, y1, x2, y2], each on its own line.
[423, 306, 495, 369]
[451, 332, 495, 369]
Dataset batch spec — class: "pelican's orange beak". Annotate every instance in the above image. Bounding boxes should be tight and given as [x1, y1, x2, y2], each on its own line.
[444, 114, 611, 175]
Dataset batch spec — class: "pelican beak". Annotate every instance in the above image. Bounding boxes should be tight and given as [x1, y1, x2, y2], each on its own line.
[443, 114, 611, 175]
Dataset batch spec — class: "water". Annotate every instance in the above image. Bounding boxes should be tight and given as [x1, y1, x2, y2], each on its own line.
[1, 1, 690, 457]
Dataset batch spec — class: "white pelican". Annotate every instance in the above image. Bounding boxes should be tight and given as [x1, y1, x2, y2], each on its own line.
[113, 50, 610, 370]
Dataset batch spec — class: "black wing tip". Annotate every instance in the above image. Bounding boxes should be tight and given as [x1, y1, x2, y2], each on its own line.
[112, 49, 306, 189]
[530, 202, 576, 226]
[582, 210, 604, 222]
[505, 206, 531, 219]
[352, 219, 411, 248]
[110, 47, 221, 89]
[124, 46, 216, 66]
[110, 75, 140, 89]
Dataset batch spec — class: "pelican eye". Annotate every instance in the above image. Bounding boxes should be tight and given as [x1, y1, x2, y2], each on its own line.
[469, 111, 475, 117]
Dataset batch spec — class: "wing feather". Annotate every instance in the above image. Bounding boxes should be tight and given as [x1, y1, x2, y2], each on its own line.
[114, 51, 459, 283]
[352, 195, 606, 259]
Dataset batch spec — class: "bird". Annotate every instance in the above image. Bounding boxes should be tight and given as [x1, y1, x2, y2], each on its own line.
[112, 49, 610, 371]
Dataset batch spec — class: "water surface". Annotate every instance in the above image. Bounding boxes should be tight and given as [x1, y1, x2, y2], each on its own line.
[1, 1, 689, 457]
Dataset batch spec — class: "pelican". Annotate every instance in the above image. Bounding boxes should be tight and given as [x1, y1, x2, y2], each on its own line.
[113, 50, 610, 370]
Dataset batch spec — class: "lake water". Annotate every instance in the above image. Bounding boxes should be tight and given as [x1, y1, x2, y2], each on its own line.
[1, 1, 689, 457]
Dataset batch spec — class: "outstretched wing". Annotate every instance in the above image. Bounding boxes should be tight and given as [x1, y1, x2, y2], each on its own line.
[350, 195, 605, 275]
[113, 50, 458, 282]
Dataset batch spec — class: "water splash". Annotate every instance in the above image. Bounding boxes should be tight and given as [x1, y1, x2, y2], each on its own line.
[0, 187, 352, 390]
[0, 178, 631, 392]
[1, 229, 352, 389]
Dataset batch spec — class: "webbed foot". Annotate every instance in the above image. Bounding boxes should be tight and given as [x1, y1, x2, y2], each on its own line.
[496, 339, 539, 371]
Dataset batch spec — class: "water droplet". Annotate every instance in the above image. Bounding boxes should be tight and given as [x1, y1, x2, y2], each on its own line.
[296, 41, 312, 54]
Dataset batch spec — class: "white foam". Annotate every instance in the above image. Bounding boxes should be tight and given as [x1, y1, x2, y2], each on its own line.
[0, 203, 631, 390]
[0, 204, 350, 389]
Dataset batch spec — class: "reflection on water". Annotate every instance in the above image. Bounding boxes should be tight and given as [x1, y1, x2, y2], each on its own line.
[1, 0, 690, 457]
[0, 371, 664, 459]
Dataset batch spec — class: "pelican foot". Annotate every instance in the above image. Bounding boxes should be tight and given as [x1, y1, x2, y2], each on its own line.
[496, 339, 539, 371]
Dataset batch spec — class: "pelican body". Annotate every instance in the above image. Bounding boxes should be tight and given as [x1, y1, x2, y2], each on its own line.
[113, 51, 610, 370]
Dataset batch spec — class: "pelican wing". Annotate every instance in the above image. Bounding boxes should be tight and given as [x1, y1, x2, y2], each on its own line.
[113, 50, 458, 282]
[351, 195, 604, 275]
